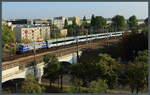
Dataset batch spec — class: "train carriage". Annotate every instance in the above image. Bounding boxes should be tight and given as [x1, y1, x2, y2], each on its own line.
[17, 31, 125, 53]
[18, 43, 34, 52]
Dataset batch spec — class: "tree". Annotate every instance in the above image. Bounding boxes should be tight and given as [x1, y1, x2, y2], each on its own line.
[112, 15, 126, 31]
[91, 14, 95, 27]
[127, 15, 138, 31]
[141, 26, 148, 41]
[81, 16, 87, 28]
[88, 79, 108, 93]
[44, 35, 50, 41]
[43, 54, 52, 64]
[144, 17, 148, 26]
[59, 62, 71, 89]
[95, 53, 120, 89]
[72, 19, 77, 28]
[50, 24, 58, 30]
[72, 51, 120, 89]
[94, 16, 106, 32]
[51, 33, 65, 39]
[43, 63, 60, 87]
[119, 30, 148, 60]
[125, 50, 148, 93]
[43, 54, 60, 86]
[21, 73, 43, 93]
[43, 54, 59, 64]
[64, 19, 68, 29]
[2, 25, 16, 48]
[71, 78, 83, 93]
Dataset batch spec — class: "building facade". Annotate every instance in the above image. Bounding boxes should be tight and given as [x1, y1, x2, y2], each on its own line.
[53, 16, 66, 29]
[52, 16, 80, 29]
[13, 25, 50, 43]
[67, 16, 80, 25]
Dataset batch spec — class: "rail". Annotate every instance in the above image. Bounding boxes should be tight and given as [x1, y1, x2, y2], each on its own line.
[2, 37, 121, 71]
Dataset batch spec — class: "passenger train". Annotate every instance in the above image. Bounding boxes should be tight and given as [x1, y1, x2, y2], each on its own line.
[18, 31, 124, 53]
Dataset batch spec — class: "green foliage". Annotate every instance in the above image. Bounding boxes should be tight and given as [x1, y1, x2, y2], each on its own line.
[2, 25, 16, 48]
[119, 30, 148, 60]
[127, 15, 138, 31]
[59, 62, 71, 89]
[66, 24, 79, 36]
[70, 78, 83, 93]
[96, 54, 120, 89]
[142, 26, 148, 40]
[44, 35, 50, 41]
[51, 33, 65, 39]
[66, 25, 74, 36]
[64, 86, 89, 93]
[125, 50, 148, 93]
[94, 16, 107, 29]
[112, 15, 126, 31]
[91, 14, 95, 27]
[59, 62, 71, 75]
[82, 16, 88, 28]
[43, 54, 60, 86]
[50, 24, 58, 29]
[144, 17, 148, 26]
[72, 52, 119, 89]
[64, 19, 68, 29]
[72, 19, 77, 27]
[88, 79, 108, 93]
[21, 73, 43, 93]
[43, 63, 60, 85]
[43, 54, 59, 64]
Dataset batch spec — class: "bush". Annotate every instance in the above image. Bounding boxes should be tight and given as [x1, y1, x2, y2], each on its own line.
[88, 79, 108, 93]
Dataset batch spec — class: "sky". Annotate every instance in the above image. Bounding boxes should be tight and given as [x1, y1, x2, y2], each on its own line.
[2, 2, 148, 20]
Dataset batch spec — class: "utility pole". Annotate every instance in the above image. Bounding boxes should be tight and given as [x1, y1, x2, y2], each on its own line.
[86, 28, 88, 49]
[107, 27, 109, 46]
[33, 30, 37, 81]
[75, 28, 79, 63]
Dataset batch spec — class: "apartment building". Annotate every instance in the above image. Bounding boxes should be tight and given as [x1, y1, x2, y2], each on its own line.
[53, 16, 66, 29]
[13, 25, 50, 43]
[67, 16, 80, 25]
[52, 16, 80, 29]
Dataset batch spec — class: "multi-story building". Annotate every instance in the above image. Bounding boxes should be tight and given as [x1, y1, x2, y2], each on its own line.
[52, 16, 66, 29]
[13, 25, 50, 43]
[8, 19, 33, 25]
[52, 16, 80, 29]
[67, 16, 80, 25]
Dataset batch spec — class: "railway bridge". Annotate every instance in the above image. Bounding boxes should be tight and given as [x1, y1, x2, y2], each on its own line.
[2, 37, 120, 83]
[2, 51, 82, 83]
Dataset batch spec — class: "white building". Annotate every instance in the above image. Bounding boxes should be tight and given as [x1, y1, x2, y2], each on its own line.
[53, 16, 66, 29]
[52, 16, 80, 29]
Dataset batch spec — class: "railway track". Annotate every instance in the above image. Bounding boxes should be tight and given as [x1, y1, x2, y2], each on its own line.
[2, 37, 120, 63]
[2, 37, 120, 71]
